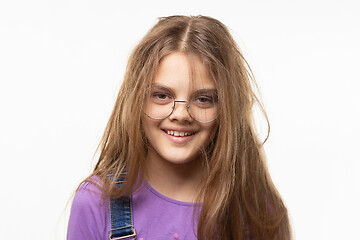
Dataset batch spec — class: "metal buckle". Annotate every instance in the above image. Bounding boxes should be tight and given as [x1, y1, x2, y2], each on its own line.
[108, 226, 136, 240]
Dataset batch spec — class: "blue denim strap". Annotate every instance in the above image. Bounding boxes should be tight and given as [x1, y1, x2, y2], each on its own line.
[108, 175, 136, 240]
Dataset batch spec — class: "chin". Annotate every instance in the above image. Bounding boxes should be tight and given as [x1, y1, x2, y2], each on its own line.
[164, 154, 199, 165]
[149, 145, 201, 165]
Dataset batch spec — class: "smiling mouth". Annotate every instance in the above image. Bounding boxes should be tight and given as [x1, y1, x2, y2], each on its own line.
[162, 129, 198, 137]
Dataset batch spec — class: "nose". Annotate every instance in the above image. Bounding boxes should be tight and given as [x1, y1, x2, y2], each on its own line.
[168, 100, 193, 122]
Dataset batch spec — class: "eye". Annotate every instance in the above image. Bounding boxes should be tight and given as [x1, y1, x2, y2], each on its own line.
[195, 96, 214, 104]
[150, 91, 173, 105]
[192, 94, 218, 109]
[152, 92, 171, 100]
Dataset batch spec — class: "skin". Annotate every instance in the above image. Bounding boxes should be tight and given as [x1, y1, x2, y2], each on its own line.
[141, 52, 217, 202]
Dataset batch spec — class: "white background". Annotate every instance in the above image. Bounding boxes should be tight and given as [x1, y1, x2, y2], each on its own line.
[1, 0, 359, 239]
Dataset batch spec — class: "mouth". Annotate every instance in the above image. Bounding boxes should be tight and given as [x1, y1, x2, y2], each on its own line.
[162, 129, 198, 137]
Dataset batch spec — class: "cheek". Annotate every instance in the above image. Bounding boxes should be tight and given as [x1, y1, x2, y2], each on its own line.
[141, 117, 158, 142]
[205, 121, 218, 136]
[203, 123, 218, 145]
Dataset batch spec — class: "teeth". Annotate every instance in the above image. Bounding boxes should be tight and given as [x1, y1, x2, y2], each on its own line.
[166, 130, 194, 137]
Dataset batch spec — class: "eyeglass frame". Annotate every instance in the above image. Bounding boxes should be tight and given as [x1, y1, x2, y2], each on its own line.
[142, 84, 219, 123]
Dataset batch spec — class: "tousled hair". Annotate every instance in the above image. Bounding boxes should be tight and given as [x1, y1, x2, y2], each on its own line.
[84, 15, 291, 240]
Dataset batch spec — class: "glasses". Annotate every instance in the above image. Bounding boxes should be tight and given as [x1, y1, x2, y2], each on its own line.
[143, 85, 219, 123]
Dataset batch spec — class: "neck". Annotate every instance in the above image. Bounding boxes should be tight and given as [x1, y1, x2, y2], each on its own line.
[144, 149, 204, 203]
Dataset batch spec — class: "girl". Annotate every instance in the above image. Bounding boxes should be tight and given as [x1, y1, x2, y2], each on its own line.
[67, 15, 291, 240]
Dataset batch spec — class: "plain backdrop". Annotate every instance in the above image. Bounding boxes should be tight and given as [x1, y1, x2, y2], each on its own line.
[0, 0, 359, 239]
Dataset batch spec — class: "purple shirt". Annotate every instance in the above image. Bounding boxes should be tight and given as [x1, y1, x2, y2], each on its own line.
[67, 177, 201, 240]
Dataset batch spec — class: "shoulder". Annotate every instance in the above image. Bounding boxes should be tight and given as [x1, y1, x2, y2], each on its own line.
[73, 176, 105, 205]
[67, 176, 110, 240]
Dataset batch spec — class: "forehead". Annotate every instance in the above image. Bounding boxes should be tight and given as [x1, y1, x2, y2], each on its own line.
[153, 52, 215, 91]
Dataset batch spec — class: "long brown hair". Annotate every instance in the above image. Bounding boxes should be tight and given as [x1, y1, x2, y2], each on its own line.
[86, 15, 291, 240]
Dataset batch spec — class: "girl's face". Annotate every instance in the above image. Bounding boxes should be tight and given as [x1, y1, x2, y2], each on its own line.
[142, 52, 218, 165]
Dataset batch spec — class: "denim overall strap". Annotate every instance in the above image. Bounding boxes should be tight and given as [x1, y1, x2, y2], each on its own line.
[108, 175, 136, 240]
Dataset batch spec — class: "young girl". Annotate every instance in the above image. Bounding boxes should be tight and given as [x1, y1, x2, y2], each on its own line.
[67, 15, 291, 240]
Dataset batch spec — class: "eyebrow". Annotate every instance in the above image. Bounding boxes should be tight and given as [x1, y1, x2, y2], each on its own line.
[151, 84, 217, 94]
[192, 88, 218, 95]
